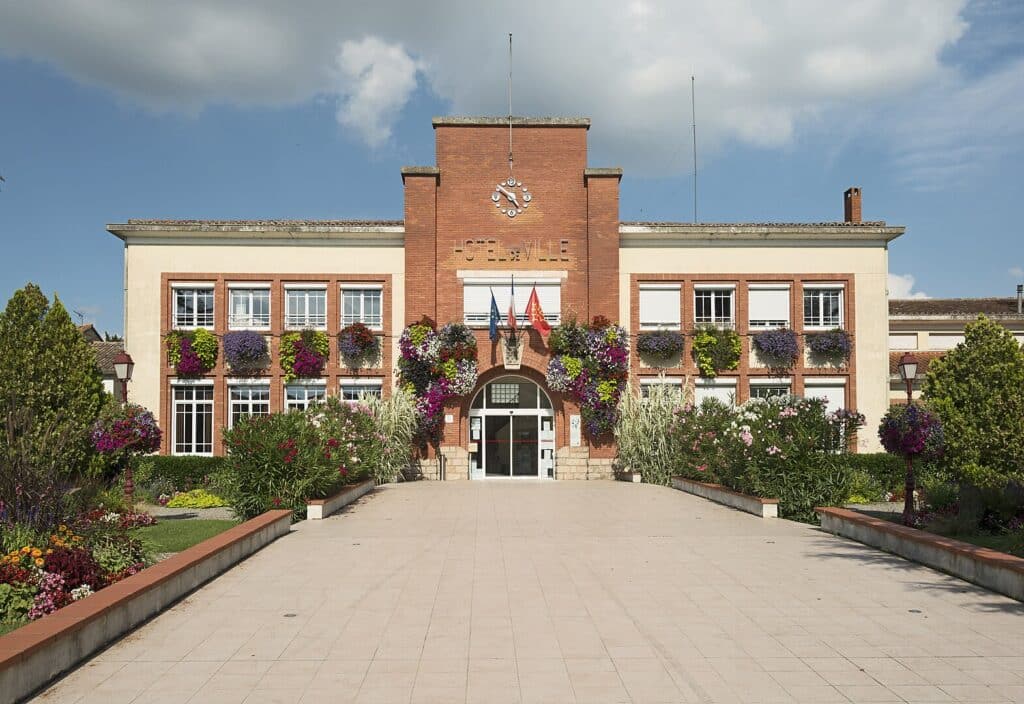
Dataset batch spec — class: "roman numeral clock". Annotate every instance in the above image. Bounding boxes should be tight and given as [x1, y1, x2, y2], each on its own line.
[491, 177, 532, 218]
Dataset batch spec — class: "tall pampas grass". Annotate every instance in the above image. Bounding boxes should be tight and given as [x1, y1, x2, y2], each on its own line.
[614, 377, 692, 486]
[364, 387, 418, 483]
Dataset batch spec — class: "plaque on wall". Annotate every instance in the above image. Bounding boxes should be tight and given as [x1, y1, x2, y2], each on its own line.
[501, 338, 524, 370]
[569, 415, 582, 447]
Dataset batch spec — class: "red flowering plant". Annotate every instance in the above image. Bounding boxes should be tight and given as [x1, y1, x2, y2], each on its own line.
[878, 403, 945, 525]
[91, 404, 162, 460]
[338, 323, 381, 368]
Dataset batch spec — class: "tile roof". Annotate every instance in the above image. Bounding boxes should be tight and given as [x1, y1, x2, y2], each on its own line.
[78, 324, 102, 343]
[889, 298, 1023, 317]
[889, 351, 945, 376]
[92, 341, 124, 376]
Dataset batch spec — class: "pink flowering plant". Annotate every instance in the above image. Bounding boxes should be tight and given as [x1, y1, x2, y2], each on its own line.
[878, 403, 945, 525]
[280, 330, 329, 382]
[397, 318, 478, 446]
[91, 404, 162, 459]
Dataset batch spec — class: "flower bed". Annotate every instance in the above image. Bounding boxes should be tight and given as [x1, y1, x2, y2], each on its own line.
[165, 329, 218, 376]
[546, 316, 629, 436]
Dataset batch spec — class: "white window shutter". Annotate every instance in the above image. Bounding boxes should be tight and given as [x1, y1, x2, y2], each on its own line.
[806, 384, 846, 412]
[748, 287, 790, 327]
[639, 287, 681, 328]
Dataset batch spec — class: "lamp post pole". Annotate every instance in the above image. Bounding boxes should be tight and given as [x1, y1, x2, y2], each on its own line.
[897, 352, 919, 525]
[112, 350, 136, 507]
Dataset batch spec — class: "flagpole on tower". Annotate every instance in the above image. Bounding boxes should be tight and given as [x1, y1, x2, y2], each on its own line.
[508, 32, 514, 177]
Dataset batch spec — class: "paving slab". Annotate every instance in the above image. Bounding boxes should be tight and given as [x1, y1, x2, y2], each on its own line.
[28, 482, 1024, 703]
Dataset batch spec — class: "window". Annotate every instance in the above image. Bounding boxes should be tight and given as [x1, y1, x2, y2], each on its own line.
[340, 379, 383, 402]
[750, 378, 791, 399]
[639, 377, 683, 399]
[173, 285, 214, 328]
[694, 379, 736, 407]
[172, 384, 214, 455]
[228, 384, 270, 428]
[285, 383, 325, 411]
[639, 285, 681, 330]
[803, 286, 843, 328]
[748, 285, 790, 329]
[889, 333, 917, 350]
[694, 287, 734, 326]
[928, 334, 965, 351]
[285, 287, 327, 329]
[341, 287, 383, 329]
[463, 281, 560, 327]
[804, 379, 846, 413]
[229, 287, 270, 329]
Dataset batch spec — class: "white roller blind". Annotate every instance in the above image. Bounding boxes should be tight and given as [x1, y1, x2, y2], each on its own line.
[748, 287, 790, 328]
[463, 283, 560, 327]
[805, 383, 846, 412]
[928, 334, 964, 351]
[639, 287, 681, 329]
[889, 333, 917, 350]
[694, 380, 736, 407]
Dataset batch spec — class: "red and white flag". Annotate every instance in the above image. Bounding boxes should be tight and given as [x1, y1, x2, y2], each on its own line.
[526, 285, 552, 336]
[507, 276, 518, 334]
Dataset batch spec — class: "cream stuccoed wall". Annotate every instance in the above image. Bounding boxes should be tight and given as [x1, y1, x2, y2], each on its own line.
[123, 240, 405, 424]
[619, 243, 890, 452]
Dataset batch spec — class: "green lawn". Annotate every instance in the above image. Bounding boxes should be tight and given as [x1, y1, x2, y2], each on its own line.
[859, 509, 1024, 558]
[132, 519, 239, 553]
[0, 620, 26, 637]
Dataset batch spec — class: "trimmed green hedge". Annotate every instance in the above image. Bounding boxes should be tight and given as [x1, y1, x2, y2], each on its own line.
[134, 455, 226, 493]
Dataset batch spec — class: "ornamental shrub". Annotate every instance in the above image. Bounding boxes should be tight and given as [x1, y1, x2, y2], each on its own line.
[338, 323, 381, 368]
[133, 455, 225, 493]
[165, 329, 219, 375]
[0, 284, 105, 479]
[223, 330, 268, 372]
[691, 326, 741, 377]
[636, 330, 684, 362]
[805, 328, 851, 363]
[280, 330, 329, 382]
[751, 328, 799, 369]
[923, 315, 1024, 490]
[165, 488, 227, 509]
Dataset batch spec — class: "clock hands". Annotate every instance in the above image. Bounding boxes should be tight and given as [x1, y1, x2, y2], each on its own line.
[496, 184, 520, 208]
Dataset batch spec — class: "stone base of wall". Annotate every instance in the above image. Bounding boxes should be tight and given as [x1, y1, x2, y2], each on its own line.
[440, 446, 469, 480]
[556, 447, 615, 480]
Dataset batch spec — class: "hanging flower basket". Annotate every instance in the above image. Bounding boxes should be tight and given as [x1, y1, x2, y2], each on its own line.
[545, 316, 629, 437]
[281, 330, 329, 382]
[805, 328, 851, 364]
[165, 329, 218, 376]
[398, 319, 478, 446]
[223, 330, 269, 373]
[636, 330, 684, 362]
[751, 328, 799, 369]
[338, 323, 381, 368]
[691, 326, 741, 377]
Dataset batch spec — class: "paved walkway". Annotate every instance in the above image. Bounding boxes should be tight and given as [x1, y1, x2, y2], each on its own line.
[33, 482, 1024, 703]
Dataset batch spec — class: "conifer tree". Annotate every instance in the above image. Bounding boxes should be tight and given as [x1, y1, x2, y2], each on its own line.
[0, 283, 105, 475]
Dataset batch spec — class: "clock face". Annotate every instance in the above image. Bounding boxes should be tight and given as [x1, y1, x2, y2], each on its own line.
[490, 177, 532, 217]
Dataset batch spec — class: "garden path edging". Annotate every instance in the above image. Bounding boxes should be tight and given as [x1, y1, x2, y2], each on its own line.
[671, 476, 779, 518]
[816, 507, 1024, 602]
[306, 478, 375, 520]
[0, 509, 292, 704]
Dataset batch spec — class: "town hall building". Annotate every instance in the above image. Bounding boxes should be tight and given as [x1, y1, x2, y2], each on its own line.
[109, 116, 903, 479]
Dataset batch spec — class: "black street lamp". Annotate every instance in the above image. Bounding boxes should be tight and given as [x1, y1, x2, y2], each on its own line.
[112, 350, 136, 505]
[897, 352, 919, 523]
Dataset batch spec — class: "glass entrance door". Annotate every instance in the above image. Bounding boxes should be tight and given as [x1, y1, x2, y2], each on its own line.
[484, 415, 539, 477]
[470, 376, 554, 479]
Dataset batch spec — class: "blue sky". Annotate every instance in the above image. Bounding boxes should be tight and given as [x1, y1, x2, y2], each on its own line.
[1, 1, 1022, 336]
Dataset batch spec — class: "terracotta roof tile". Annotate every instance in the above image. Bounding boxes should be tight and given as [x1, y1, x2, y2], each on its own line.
[889, 350, 945, 376]
[92, 341, 123, 376]
[889, 297, 1022, 317]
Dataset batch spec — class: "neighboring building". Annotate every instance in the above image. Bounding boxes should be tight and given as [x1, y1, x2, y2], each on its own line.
[80, 324, 125, 401]
[888, 292, 1024, 403]
[109, 116, 903, 477]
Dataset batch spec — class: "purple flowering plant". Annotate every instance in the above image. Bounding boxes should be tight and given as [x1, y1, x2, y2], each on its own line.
[281, 330, 329, 381]
[878, 404, 945, 460]
[165, 328, 218, 376]
[752, 328, 799, 368]
[805, 328, 851, 363]
[636, 330, 684, 361]
[223, 330, 268, 372]
[338, 322, 381, 367]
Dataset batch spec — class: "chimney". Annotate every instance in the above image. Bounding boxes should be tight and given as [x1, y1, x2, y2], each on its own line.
[844, 187, 862, 224]
[1017, 284, 1022, 315]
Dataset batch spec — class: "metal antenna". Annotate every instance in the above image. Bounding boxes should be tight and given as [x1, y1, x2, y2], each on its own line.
[508, 33, 514, 176]
[691, 75, 698, 223]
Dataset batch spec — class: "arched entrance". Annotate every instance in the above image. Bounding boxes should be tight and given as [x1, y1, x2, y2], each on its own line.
[468, 375, 556, 479]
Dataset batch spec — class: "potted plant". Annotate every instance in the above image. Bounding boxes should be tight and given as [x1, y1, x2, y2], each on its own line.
[805, 328, 851, 365]
[338, 322, 381, 368]
[281, 330, 329, 381]
[751, 328, 799, 369]
[164, 329, 218, 376]
[878, 404, 945, 525]
[223, 330, 269, 373]
[636, 330, 684, 364]
[691, 326, 741, 377]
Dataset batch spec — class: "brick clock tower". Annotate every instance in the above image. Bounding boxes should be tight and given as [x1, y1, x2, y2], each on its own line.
[402, 117, 622, 479]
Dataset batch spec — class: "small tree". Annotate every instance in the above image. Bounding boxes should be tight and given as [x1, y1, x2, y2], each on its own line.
[923, 315, 1024, 490]
[0, 284, 105, 477]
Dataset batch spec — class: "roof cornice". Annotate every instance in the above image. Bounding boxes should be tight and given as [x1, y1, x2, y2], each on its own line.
[107, 221, 405, 245]
[432, 116, 590, 128]
[619, 223, 905, 246]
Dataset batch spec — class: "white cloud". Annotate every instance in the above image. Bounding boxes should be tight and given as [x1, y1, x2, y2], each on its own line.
[888, 273, 930, 300]
[1010, 266, 1024, 279]
[0, 1, 970, 168]
[333, 37, 422, 147]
